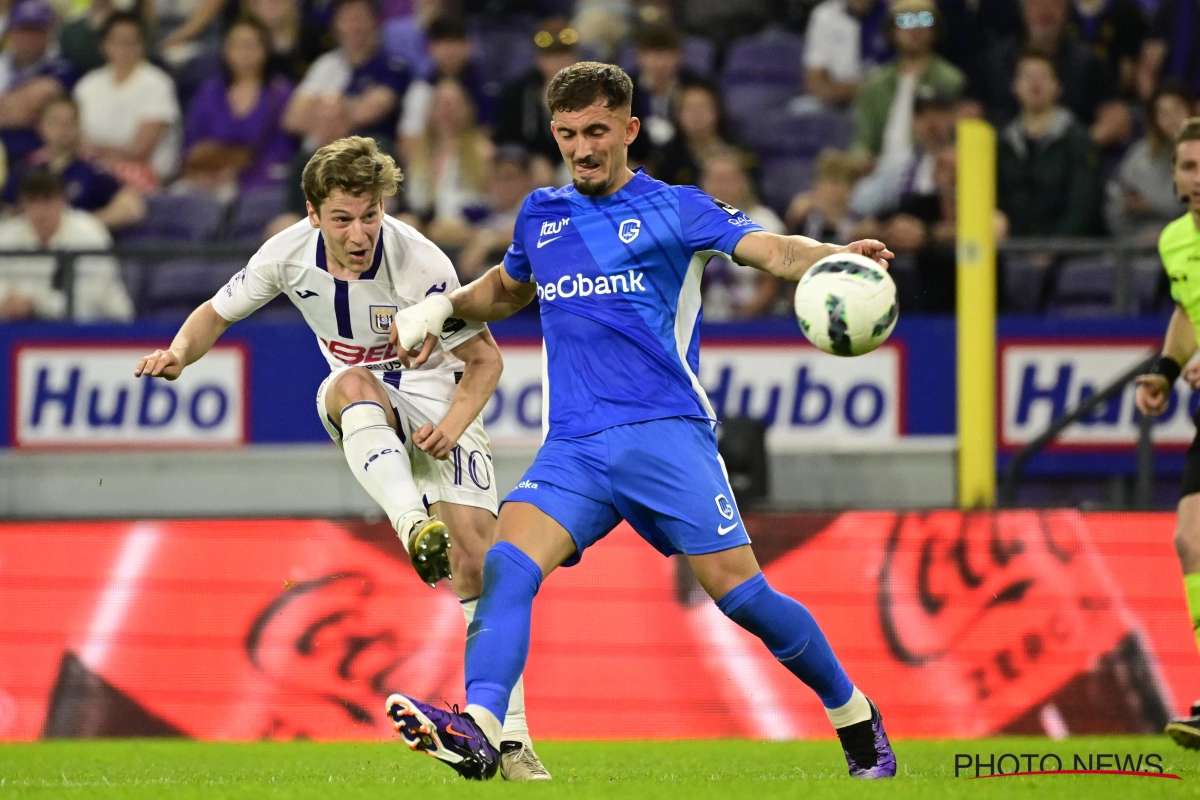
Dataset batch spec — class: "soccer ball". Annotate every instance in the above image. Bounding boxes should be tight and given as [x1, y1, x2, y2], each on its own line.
[794, 252, 898, 357]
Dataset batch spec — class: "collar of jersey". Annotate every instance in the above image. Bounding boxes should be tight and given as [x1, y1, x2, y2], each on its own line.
[315, 231, 383, 280]
[567, 167, 650, 208]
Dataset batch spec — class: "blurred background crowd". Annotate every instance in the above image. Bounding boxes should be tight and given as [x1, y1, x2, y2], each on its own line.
[0, 0, 1198, 323]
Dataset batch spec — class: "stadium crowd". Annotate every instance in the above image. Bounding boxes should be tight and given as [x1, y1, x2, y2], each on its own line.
[0, 0, 1198, 321]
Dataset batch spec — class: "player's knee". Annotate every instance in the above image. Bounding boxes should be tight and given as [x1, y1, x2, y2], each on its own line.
[451, 545, 486, 596]
[329, 368, 382, 408]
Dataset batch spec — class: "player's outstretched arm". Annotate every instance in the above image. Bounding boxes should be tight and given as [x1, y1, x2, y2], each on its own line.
[393, 265, 536, 367]
[412, 329, 503, 459]
[1136, 304, 1199, 416]
[732, 231, 894, 282]
[133, 300, 233, 381]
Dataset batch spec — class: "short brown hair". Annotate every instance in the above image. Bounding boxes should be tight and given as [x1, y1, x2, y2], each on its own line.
[1178, 118, 1200, 149]
[301, 136, 400, 210]
[814, 149, 862, 184]
[18, 170, 66, 202]
[634, 22, 681, 51]
[546, 62, 633, 114]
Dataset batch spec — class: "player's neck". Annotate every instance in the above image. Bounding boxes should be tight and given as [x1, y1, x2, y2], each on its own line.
[1191, 207, 1200, 230]
[595, 167, 636, 197]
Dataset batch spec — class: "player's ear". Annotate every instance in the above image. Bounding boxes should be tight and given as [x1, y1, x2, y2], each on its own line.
[625, 115, 640, 146]
[305, 201, 320, 229]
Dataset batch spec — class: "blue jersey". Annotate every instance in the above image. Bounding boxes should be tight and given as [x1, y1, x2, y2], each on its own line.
[503, 169, 763, 440]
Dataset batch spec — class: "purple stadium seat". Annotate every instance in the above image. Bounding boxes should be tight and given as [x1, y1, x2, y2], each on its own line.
[144, 258, 243, 312]
[722, 30, 804, 87]
[1002, 254, 1052, 313]
[228, 185, 287, 244]
[472, 23, 536, 85]
[722, 83, 797, 127]
[117, 192, 225, 244]
[1131, 256, 1166, 315]
[383, 17, 432, 78]
[1046, 256, 1116, 316]
[743, 108, 854, 156]
[616, 36, 717, 77]
[759, 155, 816, 213]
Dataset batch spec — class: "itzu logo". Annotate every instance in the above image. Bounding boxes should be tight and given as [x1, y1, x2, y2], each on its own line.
[715, 494, 735, 520]
[537, 217, 570, 248]
[618, 219, 641, 244]
[536, 270, 646, 303]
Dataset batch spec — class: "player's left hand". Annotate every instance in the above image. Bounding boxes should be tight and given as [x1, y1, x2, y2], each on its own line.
[413, 423, 456, 460]
[842, 239, 894, 269]
[394, 331, 437, 369]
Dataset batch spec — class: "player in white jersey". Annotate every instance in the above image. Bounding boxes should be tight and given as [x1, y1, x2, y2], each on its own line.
[133, 137, 548, 780]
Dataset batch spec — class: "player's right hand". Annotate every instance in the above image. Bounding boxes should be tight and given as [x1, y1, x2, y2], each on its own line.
[1134, 374, 1170, 417]
[134, 349, 183, 381]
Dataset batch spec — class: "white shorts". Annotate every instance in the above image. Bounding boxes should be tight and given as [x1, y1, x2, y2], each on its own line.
[316, 368, 498, 515]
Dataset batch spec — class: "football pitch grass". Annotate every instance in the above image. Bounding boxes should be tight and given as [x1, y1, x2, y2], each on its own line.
[0, 737, 1197, 799]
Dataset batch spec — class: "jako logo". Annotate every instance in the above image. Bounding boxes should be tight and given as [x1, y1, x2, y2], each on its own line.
[516, 480, 539, 489]
[536, 270, 645, 302]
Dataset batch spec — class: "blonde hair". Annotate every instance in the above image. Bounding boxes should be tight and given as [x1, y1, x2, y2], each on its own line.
[814, 148, 862, 185]
[301, 136, 400, 210]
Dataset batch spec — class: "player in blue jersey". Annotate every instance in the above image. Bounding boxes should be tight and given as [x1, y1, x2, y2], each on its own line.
[384, 63, 897, 780]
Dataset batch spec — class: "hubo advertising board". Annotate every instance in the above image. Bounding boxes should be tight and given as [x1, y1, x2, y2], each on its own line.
[12, 344, 247, 448]
[481, 343, 903, 448]
[1000, 342, 1196, 449]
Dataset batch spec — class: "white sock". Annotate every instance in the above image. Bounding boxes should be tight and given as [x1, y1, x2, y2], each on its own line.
[825, 686, 871, 728]
[461, 598, 532, 746]
[465, 703, 502, 748]
[340, 401, 424, 543]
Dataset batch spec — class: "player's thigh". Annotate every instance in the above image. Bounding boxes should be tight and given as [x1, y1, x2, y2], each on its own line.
[608, 417, 751, 561]
[395, 391, 499, 512]
[430, 500, 496, 598]
[316, 367, 399, 435]
[687, 545, 763, 602]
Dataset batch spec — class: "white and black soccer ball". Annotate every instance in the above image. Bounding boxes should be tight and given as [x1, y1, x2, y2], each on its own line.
[794, 252, 898, 357]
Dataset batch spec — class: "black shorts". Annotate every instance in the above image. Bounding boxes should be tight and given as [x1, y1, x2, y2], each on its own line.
[1183, 412, 1200, 498]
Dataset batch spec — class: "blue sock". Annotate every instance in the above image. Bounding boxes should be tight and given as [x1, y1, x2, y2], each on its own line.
[464, 542, 543, 722]
[716, 572, 854, 708]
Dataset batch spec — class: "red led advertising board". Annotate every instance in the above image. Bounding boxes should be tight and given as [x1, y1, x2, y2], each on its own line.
[0, 512, 1195, 741]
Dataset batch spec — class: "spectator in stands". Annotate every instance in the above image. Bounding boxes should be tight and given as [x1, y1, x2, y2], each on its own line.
[699, 148, 784, 320]
[73, 12, 182, 188]
[403, 78, 493, 249]
[996, 51, 1102, 236]
[1069, 0, 1147, 97]
[494, 27, 579, 187]
[976, 0, 1131, 148]
[159, 0, 238, 59]
[250, 0, 307, 81]
[652, 80, 734, 186]
[397, 15, 499, 161]
[853, 0, 964, 160]
[0, 170, 132, 322]
[1105, 80, 1194, 238]
[282, 0, 410, 153]
[1137, 0, 1200, 101]
[630, 22, 702, 151]
[803, 0, 892, 108]
[785, 148, 862, 242]
[181, 16, 295, 198]
[4, 97, 145, 230]
[58, 0, 119, 75]
[850, 84, 956, 218]
[935, 0, 1022, 94]
[458, 144, 534, 280]
[0, 0, 77, 166]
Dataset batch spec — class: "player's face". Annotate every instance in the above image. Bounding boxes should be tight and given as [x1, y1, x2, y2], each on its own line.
[1176, 141, 1200, 213]
[309, 190, 383, 273]
[551, 101, 641, 197]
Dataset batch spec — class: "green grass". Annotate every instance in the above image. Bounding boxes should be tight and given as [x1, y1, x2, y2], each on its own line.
[0, 738, 1196, 798]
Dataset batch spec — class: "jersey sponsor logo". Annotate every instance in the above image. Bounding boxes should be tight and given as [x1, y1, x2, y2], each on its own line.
[295, 289, 319, 299]
[618, 219, 641, 244]
[728, 215, 757, 227]
[715, 493, 735, 520]
[369, 305, 397, 334]
[441, 317, 467, 337]
[713, 198, 741, 216]
[535, 269, 646, 303]
[537, 217, 570, 248]
[320, 338, 401, 367]
[516, 480, 539, 490]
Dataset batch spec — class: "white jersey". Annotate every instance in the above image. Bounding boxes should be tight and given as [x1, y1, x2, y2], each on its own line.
[211, 216, 485, 399]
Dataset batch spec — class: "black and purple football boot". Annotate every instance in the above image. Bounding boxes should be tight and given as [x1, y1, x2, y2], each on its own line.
[835, 699, 897, 779]
[386, 694, 500, 780]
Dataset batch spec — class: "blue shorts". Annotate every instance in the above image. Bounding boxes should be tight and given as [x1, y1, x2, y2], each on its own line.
[503, 417, 750, 566]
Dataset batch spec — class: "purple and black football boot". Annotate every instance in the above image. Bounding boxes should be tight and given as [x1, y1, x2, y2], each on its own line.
[835, 699, 897, 779]
[386, 694, 500, 780]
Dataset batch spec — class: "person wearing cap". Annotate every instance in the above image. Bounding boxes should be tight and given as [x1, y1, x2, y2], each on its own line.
[493, 27, 579, 187]
[0, 0, 77, 166]
[852, 0, 964, 160]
